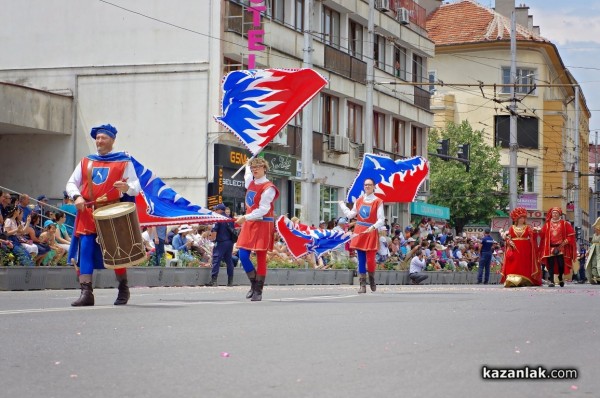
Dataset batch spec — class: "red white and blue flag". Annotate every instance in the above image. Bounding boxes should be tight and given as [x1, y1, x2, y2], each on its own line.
[131, 157, 229, 226]
[214, 68, 327, 156]
[276, 216, 352, 259]
[346, 154, 429, 203]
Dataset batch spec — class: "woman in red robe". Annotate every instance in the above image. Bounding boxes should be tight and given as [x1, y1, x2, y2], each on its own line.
[501, 207, 542, 287]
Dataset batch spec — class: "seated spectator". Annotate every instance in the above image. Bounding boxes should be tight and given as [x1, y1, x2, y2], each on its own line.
[268, 232, 290, 261]
[376, 227, 390, 267]
[18, 194, 32, 222]
[389, 236, 401, 261]
[39, 220, 66, 266]
[166, 226, 178, 245]
[409, 249, 429, 285]
[34, 195, 49, 215]
[58, 191, 76, 234]
[172, 225, 201, 266]
[453, 245, 469, 271]
[187, 225, 212, 262]
[3, 206, 35, 266]
[23, 213, 50, 266]
[1, 191, 13, 226]
[53, 212, 71, 252]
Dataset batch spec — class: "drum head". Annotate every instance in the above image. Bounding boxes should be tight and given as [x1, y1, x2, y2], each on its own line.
[93, 202, 135, 220]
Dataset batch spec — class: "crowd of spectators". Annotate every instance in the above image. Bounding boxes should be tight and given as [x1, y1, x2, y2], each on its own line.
[2, 189, 504, 277]
[1, 190, 76, 266]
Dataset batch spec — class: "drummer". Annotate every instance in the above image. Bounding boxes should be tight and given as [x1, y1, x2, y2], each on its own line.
[65, 124, 141, 307]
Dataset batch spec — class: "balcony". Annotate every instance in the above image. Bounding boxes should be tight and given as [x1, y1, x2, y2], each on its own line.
[414, 86, 431, 111]
[324, 45, 367, 84]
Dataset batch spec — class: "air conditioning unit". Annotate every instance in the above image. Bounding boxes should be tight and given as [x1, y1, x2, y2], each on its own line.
[356, 143, 366, 158]
[396, 7, 410, 25]
[328, 135, 350, 153]
[375, 0, 390, 12]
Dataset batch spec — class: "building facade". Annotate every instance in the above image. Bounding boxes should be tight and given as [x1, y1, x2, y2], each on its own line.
[0, 0, 434, 227]
[425, 0, 591, 241]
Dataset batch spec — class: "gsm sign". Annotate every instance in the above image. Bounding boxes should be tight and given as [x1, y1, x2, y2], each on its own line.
[230, 151, 248, 165]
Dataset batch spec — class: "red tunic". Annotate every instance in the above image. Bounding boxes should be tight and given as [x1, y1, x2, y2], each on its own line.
[538, 219, 576, 275]
[75, 157, 127, 236]
[349, 197, 382, 251]
[236, 180, 280, 251]
[500, 225, 542, 286]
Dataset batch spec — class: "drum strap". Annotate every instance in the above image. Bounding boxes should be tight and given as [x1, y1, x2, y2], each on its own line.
[86, 160, 94, 207]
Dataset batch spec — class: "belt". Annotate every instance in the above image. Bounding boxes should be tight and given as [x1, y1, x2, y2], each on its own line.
[550, 243, 561, 247]
[356, 221, 373, 227]
[248, 217, 274, 222]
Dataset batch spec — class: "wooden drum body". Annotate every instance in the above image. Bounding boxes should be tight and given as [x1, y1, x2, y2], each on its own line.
[93, 202, 146, 269]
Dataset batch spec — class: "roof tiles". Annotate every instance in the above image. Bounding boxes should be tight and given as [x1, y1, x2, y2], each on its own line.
[426, 0, 548, 46]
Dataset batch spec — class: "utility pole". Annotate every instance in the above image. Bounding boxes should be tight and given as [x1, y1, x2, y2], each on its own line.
[301, 0, 314, 224]
[508, 10, 518, 210]
[574, 85, 581, 247]
[365, 0, 374, 154]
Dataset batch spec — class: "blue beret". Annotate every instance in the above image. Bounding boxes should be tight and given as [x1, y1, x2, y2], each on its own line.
[91, 124, 117, 139]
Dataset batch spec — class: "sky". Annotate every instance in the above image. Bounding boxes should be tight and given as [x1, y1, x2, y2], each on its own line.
[491, 0, 600, 141]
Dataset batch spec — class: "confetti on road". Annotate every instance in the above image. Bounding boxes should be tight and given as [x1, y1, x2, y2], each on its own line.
[221, 352, 230, 358]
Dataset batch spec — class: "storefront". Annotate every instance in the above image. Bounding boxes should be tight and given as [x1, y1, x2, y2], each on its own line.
[210, 143, 297, 217]
[410, 201, 450, 225]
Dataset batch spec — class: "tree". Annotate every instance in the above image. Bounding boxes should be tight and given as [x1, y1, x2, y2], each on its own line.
[427, 121, 508, 233]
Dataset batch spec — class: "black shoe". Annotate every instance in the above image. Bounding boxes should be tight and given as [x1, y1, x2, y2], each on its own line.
[114, 281, 130, 305]
[548, 283, 555, 287]
[559, 281, 564, 287]
[72, 282, 94, 307]
[206, 276, 218, 287]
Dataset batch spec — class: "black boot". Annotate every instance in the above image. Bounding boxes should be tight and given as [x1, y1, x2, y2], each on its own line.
[368, 272, 376, 292]
[114, 274, 130, 305]
[559, 274, 564, 287]
[227, 275, 234, 287]
[246, 270, 256, 299]
[358, 274, 367, 294]
[251, 275, 265, 301]
[72, 282, 94, 307]
[548, 273, 555, 287]
[206, 275, 218, 287]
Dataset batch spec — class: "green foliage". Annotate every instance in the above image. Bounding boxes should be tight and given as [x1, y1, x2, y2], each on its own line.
[428, 121, 508, 232]
[329, 259, 357, 270]
[267, 258, 300, 268]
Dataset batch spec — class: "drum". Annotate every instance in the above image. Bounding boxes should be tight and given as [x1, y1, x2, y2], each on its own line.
[93, 202, 146, 269]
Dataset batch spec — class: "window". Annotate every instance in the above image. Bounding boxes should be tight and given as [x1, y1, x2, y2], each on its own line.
[412, 54, 425, 85]
[321, 93, 339, 135]
[502, 167, 535, 193]
[394, 45, 407, 80]
[322, 7, 340, 48]
[295, 0, 304, 32]
[374, 34, 385, 69]
[349, 21, 363, 58]
[392, 119, 405, 155]
[293, 181, 302, 218]
[267, 0, 285, 23]
[411, 125, 423, 157]
[494, 115, 539, 149]
[320, 186, 339, 223]
[348, 102, 363, 143]
[373, 111, 385, 150]
[223, 57, 244, 75]
[502, 67, 536, 94]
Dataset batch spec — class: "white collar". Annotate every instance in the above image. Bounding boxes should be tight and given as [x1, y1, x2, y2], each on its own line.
[254, 176, 269, 184]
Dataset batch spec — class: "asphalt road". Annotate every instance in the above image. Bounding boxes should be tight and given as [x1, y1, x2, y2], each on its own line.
[1, 283, 598, 398]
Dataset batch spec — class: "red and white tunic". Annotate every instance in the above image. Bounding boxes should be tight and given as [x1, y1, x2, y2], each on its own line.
[236, 175, 280, 252]
[340, 194, 384, 251]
